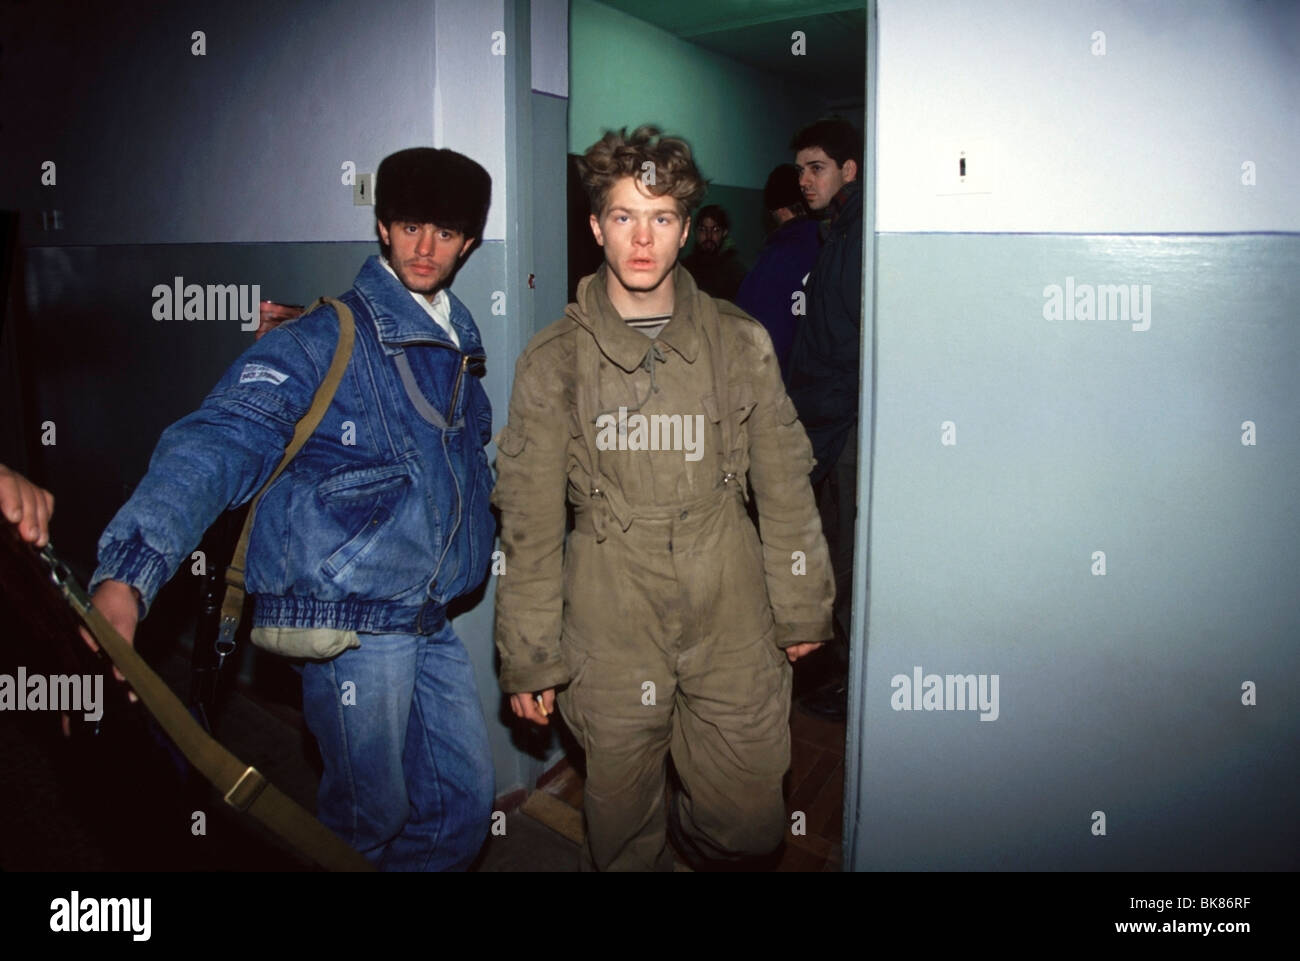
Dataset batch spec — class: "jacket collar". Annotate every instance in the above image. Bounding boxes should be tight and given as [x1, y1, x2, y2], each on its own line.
[568, 263, 703, 372]
[823, 179, 863, 235]
[351, 255, 484, 356]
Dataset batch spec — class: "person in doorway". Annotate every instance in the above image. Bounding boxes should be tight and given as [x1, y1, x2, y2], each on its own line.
[785, 117, 865, 721]
[494, 125, 833, 871]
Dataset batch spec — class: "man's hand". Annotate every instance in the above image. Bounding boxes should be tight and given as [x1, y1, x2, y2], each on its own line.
[79, 580, 141, 700]
[784, 641, 824, 663]
[0, 464, 54, 547]
[257, 301, 305, 340]
[510, 689, 556, 726]
[63, 580, 141, 735]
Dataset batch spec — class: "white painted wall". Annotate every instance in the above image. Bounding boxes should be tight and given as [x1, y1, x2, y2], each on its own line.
[876, 0, 1300, 233]
[435, 0, 509, 242]
[1, 0, 511, 245]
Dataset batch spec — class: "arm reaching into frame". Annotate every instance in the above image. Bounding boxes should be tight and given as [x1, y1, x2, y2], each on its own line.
[0, 464, 54, 547]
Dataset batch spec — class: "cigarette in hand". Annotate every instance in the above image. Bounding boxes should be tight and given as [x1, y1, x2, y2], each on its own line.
[535, 693, 549, 717]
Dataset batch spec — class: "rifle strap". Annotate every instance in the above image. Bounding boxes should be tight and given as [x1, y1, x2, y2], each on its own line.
[88, 295, 366, 870]
[216, 298, 355, 651]
[40, 544, 372, 872]
[30, 299, 370, 870]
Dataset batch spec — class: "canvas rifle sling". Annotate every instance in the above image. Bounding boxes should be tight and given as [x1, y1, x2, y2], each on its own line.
[39, 296, 372, 872]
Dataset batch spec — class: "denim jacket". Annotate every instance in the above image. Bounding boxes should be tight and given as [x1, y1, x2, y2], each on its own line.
[91, 255, 495, 634]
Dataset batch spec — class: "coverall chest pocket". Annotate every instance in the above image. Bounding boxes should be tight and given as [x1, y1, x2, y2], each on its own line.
[701, 380, 757, 478]
[315, 462, 425, 597]
[564, 408, 595, 486]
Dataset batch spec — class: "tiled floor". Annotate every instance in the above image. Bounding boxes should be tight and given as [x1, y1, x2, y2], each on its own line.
[780, 709, 846, 871]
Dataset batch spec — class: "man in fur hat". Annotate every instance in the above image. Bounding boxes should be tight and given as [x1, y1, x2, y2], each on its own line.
[86, 147, 497, 871]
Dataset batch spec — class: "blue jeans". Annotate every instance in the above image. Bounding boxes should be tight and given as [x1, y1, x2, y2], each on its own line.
[300, 624, 494, 871]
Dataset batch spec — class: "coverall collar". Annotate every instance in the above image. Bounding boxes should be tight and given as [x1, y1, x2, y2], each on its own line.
[572, 263, 703, 372]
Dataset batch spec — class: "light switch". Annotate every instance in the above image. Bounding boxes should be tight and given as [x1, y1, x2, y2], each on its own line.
[938, 138, 992, 196]
[353, 173, 374, 206]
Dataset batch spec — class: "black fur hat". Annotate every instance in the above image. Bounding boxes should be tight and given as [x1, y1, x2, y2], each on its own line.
[376, 147, 491, 240]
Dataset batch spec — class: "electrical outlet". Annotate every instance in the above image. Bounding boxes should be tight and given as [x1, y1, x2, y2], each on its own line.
[353, 172, 373, 206]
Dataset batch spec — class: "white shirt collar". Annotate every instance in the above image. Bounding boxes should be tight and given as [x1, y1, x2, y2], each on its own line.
[380, 257, 459, 348]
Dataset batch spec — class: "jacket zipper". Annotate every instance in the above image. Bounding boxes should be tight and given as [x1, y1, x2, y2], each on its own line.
[448, 353, 471, 423]
[416, 341, 483, 424]
[425, 345, 484, 592]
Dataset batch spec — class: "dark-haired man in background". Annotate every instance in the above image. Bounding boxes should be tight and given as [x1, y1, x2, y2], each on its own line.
[85, 147, 498, 870]
[786, 117, 864, 721]
[681, 204, 748, 300]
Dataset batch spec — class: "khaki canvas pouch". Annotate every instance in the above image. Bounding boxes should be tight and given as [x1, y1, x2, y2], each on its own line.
[250, 626, 361, 660]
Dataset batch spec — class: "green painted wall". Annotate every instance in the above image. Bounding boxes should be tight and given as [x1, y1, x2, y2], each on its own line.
[570, 0, 816, 265]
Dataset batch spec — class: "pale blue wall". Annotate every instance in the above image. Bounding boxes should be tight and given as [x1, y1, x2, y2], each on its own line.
[850, 0, 1300, 870]
[855, 233, 1300, 869]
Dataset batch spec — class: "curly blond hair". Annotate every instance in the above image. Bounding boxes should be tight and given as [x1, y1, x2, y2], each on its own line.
[577, 125, 708, 219]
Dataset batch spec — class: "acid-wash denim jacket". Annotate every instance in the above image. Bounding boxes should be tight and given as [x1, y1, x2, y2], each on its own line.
[91, 255, 495, 634]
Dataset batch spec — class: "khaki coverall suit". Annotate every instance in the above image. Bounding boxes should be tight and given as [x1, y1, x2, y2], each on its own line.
[493, 265, 833, 871]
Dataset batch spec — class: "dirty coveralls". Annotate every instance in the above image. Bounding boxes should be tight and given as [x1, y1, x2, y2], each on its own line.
[493, 265, 833, 870]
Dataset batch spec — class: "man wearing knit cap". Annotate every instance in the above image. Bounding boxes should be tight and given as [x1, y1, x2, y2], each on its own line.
[734, 164, 822, 379]
[85, 147, 497, 871]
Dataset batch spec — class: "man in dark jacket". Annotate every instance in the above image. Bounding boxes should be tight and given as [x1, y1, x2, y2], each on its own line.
[785, 118, 864, 720]
[734, 164, 822, 379]
[681, 204, 748, 301]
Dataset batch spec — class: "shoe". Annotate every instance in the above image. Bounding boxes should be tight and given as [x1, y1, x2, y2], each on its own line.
[795, 681, 847, 722]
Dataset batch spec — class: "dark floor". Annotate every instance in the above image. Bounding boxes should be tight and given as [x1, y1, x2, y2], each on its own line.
[782, 708, 847, 870]
[0, 642, 845, 872]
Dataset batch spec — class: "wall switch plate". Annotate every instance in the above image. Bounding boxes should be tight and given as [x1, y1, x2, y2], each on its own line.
[938, 138, 992, 196]
[353, 173, 373, 206]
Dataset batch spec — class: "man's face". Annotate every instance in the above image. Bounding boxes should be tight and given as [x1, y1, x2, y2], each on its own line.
[589, 177, 689, 297]
[795, 146, 858, 212]
[377, 220, 474, 298]
[696, 216, 726, 254]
